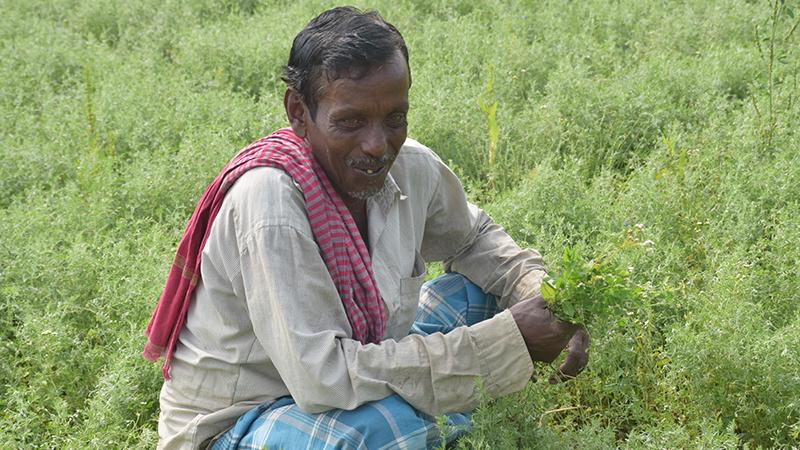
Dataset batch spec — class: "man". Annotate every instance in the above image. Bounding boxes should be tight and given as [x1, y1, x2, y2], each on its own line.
[145, 7, 589, 449]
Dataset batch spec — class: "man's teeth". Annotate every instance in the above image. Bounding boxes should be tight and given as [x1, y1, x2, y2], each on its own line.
[366, 169, 374, 174]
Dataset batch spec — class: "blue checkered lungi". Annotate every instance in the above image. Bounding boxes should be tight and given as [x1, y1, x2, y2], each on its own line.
[211, 273, 499, 450]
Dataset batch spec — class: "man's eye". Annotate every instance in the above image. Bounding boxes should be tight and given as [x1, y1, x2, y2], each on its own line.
[336, 119, 363, 129]
[387, 113, 408, 128]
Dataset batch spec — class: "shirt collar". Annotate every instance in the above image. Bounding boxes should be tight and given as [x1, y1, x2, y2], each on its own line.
[369, 172, 405, 217]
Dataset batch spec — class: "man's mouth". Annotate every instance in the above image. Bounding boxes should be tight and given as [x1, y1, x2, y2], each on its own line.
[347, 152, 396, 178]
[352, 165, 385, 176]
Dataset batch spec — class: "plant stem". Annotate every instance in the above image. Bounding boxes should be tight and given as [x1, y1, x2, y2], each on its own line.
[539, 406, 583, 427]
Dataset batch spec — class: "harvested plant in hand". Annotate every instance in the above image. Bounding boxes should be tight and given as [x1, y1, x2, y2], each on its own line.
[540, 246, 639, 328]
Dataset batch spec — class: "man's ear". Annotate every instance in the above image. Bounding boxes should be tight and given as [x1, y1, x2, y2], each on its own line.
[284, 88, 307, 138]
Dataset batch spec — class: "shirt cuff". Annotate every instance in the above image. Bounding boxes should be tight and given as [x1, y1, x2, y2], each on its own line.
[468, 309, 533, 398]
[505, 269, 546, 307]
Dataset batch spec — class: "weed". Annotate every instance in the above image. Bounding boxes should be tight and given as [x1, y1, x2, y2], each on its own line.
[478, 64, 500, 191]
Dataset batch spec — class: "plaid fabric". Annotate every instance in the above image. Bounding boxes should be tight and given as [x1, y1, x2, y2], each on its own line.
[210, 395, 467, 450]
[144, 128, 386, 380]
[211, 273, 497, 450]
[411, 272, 499, 337]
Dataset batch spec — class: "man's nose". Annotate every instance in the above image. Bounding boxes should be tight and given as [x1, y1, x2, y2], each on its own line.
[361, 124, 388, 159]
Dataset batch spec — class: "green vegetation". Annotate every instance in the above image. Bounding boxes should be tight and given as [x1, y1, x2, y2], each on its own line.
[1, 0, 798, 448]
[539, 246, 638, 328]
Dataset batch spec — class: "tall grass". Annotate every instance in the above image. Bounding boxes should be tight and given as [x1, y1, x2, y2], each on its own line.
[1, 0, 798, 448]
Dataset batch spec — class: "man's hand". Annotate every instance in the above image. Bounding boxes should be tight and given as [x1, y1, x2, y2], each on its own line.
[509, 295, 589, 384]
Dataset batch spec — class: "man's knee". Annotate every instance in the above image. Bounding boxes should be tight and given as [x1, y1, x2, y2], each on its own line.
[416, 273, 498, 333]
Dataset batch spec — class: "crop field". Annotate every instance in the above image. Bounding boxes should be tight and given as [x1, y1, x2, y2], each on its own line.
[1, 0, 799, 448]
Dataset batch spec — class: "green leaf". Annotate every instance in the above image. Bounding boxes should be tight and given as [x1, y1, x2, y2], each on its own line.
[561, 302, 576, 320]
[541, 278, 558, 302]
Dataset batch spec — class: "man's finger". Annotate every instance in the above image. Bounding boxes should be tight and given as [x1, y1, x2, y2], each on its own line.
[549, 328, 589, 384]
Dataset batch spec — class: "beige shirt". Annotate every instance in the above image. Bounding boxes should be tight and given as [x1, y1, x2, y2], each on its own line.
[157, 138, 546, 449]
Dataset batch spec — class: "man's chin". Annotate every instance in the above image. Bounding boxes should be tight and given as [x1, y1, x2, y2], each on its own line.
[346, 180, 389, 201]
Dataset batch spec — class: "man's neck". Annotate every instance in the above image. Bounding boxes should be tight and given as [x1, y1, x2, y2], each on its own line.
[343, 197, 369, 248]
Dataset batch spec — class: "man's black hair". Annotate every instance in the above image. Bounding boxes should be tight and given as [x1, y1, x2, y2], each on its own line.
[282, 6, 410, 118]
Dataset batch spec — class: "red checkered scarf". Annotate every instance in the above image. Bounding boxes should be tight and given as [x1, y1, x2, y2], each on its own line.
[143, 128, 386, 379]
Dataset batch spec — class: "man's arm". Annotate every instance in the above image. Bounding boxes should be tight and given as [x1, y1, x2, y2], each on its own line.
[419, 155, 546, 308]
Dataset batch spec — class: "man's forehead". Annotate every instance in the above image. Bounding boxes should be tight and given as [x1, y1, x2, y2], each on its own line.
[318, 79, 409, 114]
[314, 54, 410, 109]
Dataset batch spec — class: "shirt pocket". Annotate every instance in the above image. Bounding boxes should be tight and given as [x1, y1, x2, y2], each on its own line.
[391, 251, 427, 337]
[400, 251, 427, 295]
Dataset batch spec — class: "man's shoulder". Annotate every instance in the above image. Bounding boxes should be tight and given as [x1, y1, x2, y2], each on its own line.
[224, 166, 308, 230]
[390, 138, 448, 199]
[397, 137, 441, 161]
[393, 138, 445, 177]
[229, 166, 302, 204]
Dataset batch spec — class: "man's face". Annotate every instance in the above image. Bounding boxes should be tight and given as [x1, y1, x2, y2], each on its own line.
[300, 52, 410, 202]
